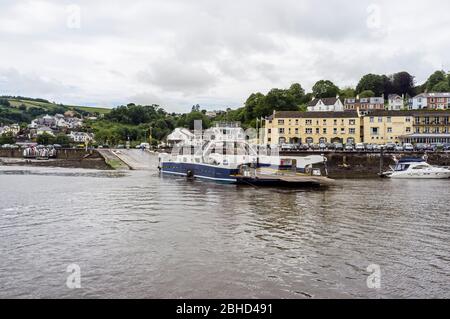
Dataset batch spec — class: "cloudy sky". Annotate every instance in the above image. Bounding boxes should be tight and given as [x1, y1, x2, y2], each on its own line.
[0, 0, 449, 112]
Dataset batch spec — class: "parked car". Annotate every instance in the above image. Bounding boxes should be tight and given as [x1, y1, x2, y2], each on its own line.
[372, 144, 382, 151]
[385, 143, 396, 151]
[394, 145, 404, 152]
[309, 143, 320, 150]
[334, 143, 344, 151]
[415, 143, 426, 151]
[431, 143, 444, 151]
[365, 144, 374, 151]
[403, 143, 414, 152]
[117, 144, 125, 149]
[425, 144, 437, 151]
[327, 143, 336, 150]
[443, 143, 450, 151]
[355, 143, 365, 151]
[281, 143, 295, 151]
[345, 144, 354, 151]
[299, 144, 309, 150]
[319, 143, 327, 150]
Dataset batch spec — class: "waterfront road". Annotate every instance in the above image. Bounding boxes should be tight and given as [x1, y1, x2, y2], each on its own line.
[110, 149, 154, 170]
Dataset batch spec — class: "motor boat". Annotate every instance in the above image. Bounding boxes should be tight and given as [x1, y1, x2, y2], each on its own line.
[381, 157, 450, 179]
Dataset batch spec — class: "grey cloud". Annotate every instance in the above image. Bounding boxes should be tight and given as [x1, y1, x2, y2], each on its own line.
[1, 0, 450, 112]
[0, 68, 75, 97]
[137, 61, 217, 94]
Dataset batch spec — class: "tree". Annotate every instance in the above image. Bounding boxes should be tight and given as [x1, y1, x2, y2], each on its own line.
[55, 133, 71, 147]
[0, 132, 15, 145]
[288, 83, 305, 105]
[185, 111, 210, 130]
[0, 98, 11, 107]
[431, 81, 450, 93]
[359, 90, 375, 98]
[244, 92, 265, 122]
[339, 87, 356, 99]
[312, 80, 339, 98]
[36, 133, 55, 145]
[391, 71, 415, 96]
[426, 70, 447, 92]
[356, 74, 385, 96]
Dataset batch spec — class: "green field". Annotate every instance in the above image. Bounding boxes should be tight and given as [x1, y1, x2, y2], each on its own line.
[6, 98, 111, 115]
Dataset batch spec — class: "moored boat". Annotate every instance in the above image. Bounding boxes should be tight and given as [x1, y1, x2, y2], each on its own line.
[380, 157, 450, 179]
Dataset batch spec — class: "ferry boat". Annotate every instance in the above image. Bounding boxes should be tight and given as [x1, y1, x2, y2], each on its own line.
[158, 123, 333, 186]
[380, 157, 450, 179]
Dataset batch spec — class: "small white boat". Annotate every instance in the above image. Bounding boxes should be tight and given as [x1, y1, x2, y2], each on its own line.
[381, 157, 450, 179]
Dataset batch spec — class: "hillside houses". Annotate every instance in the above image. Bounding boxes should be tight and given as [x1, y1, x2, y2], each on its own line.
[29, 114, 82, 130]
[307, 97, 344, 112]
[0, 124, 20, 136]
[344, 96, 385, 111]
[388, 94, 405, 110]
[411, 93, 450, 110]
[69, 131, 94, 143]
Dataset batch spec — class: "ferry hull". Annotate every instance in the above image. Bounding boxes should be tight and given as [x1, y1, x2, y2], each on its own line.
[160, 162, 239, 183]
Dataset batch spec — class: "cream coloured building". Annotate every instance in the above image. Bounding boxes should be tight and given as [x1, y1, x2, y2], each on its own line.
[264, 110, 362, 145]
[362, 110, 413, 144]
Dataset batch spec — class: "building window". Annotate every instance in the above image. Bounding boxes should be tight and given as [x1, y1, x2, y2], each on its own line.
[295, 128, 299, 134]
[424, 117, 430, 125]
[334, 119, 337, 125]
[378, 117, 383, 123]
[323, 128, 327, 134]
[387, 127, 392, 133]
[349, 119, 355, 125]
[406, 117, 411, 122]
[333, 128, 338, 134]
[306, 137, 313, 144]
[415, 117, 420, 124]
[370, 117, 374, 123]
[387, 117, 391, 123]
[371, 127, 379, 136]
[406, 127, 411, 133]
[341, 127, 345, 134]
[349, 128, 355, 134]
[279, 128, 285, 134]
[306, 119, 312, 125]
[306, 128, 312, 134]
[268, 129, 271, 134]
[278, 120, 284, 125]
[315, 128, 320, 134]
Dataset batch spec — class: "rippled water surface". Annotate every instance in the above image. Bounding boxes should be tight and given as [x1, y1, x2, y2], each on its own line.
[0, 156, 449, 298]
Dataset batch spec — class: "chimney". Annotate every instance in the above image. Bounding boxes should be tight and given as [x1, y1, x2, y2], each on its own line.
[356, 94, 360, 100]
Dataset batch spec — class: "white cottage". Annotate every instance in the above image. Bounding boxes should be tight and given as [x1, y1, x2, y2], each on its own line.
[307, 97, 344, 112]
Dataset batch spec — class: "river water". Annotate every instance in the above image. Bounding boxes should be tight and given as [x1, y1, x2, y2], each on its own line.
[0, 155, 449, 298]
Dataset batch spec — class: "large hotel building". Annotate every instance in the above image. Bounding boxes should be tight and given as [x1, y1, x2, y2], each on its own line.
[264, 110, 450, 145]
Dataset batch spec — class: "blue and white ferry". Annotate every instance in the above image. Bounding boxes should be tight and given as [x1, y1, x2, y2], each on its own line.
[158, 123, 330, 185]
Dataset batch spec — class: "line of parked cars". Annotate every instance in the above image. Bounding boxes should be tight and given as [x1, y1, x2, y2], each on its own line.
[280, 142, 450, 152]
